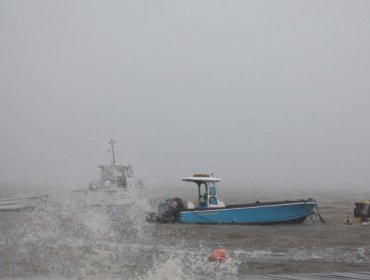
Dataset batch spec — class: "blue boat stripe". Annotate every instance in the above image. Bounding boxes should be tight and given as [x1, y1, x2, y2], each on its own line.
[191, 211, 217, 223]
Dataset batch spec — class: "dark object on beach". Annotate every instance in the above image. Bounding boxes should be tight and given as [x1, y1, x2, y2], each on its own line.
[354, 200, 370, 223]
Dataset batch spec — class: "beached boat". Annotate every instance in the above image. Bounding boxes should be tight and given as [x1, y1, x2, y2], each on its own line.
[87, 139, 143, 192]
[0, 195, 47, 211]
[147, 174, 318, 224]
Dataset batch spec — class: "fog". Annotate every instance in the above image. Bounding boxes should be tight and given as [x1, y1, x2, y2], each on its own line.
[0, 1, 369, 191]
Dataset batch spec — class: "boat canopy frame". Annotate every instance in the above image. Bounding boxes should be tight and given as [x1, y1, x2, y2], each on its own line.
[182, 175, 221, 207]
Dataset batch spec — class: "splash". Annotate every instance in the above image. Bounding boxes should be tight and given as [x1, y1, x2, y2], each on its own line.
[0, 189, 157, 278]
[138, 249, 239, 280]
[2, 187, 370, 279]
[139, 257, 185, 280]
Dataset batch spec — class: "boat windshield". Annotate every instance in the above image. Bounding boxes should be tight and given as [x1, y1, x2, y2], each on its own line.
[208, 182, 216, 196]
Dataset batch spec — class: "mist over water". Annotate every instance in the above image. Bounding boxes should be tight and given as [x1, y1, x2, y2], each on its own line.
[1, 1, 370, 189]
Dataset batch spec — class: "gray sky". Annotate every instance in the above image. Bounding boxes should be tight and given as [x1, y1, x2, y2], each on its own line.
[0, 1, 369, 190]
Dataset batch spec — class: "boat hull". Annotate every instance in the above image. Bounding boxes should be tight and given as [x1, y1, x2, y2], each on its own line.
[179, 199, 317, 224]
[0, 195, 47, 211]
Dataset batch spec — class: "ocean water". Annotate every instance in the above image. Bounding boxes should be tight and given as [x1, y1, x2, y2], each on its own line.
[0, 184, 369, 279]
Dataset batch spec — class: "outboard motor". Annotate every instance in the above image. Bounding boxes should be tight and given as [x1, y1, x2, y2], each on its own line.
[354, 200, 370, 223]
[146, 198, 184, 223]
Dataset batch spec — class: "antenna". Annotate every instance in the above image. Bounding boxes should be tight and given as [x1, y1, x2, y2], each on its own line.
[108, 138, 116, 165]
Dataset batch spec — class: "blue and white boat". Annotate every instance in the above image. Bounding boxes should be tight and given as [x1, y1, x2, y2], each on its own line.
[147, 174, 318, 224]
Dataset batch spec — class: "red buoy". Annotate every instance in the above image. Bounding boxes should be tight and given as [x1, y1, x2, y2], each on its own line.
[209, 249, 228, 262]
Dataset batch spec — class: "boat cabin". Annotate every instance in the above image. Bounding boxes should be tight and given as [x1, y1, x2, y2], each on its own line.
[99, 164, 134, 188]
[182, 174, 225, 209]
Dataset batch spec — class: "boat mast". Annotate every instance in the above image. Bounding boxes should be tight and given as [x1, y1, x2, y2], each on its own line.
[109, 138, 116, 165]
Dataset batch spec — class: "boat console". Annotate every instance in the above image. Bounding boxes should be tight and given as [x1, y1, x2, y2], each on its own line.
[182, 174, 225, 209]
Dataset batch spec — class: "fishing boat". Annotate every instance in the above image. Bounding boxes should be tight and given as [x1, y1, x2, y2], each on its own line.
[87, 139, 143, 192]
[147, 174, 319, 224]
